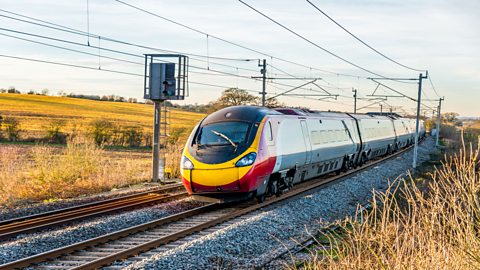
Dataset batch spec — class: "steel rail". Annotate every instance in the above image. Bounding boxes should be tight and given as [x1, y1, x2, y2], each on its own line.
[0, 184, 185, 241]
[0, 143, 416, 270]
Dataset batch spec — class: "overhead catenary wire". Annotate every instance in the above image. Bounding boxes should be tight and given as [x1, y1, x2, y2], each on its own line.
[369, 79, 416, 101]
[1, 33, 435, 114]
[0, 6, 439, 112]
[237, 0, 406, 80]
[0, 12, 259, 72]
[267, 80, 317, 100]
[0, 54, 262, 94]
[0, 6, 434, 97]
[2, 15, 409, 110]
[0, 27, 263, 82]
[1, 27, 336, 101]
[111, 0, 372, 79]
[305, 0, 426, 72]
[427, 74, 441, 98]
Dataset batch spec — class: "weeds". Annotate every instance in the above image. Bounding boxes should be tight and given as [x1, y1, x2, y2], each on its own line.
[300, 141, 480, 269]
[2, 116, 21, 141]
[44, 120, 67, 144]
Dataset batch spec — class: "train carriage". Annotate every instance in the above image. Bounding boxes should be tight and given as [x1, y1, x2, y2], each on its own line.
[393, 118, 412, 149]
[350, 114, 397, 161]
[180, 105, 422, 203]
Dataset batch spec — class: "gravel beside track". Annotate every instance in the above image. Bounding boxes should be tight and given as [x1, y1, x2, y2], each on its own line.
[0, 181, 180, 221]
[121, 138, 436, 270]
[0, 198, 205, 265]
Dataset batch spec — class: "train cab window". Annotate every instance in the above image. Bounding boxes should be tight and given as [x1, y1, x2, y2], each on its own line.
[197, 121, 250, 146]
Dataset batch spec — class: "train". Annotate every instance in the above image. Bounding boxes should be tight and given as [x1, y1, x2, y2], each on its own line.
[180, 106, 425, 202]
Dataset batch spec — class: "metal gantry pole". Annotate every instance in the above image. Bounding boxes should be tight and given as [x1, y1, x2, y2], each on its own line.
[436, 97, 444, 147]
[260, 59, 267, 107]
[352, 88, 357, 114]
[413, 72, 428, 169]
[152, 100, 163, 183]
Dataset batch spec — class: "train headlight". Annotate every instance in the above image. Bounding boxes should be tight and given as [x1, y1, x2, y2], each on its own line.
[235, 152, 257, 167]
[181, 156, 194, 170]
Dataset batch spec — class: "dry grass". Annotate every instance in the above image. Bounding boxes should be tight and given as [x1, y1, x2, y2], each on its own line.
[0, 138, 154, 207]
[299, 142, 480, 270]
[165, 143, 184, 179]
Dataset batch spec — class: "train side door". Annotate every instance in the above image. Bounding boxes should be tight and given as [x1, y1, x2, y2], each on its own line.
[300, 120, 312, 164]
[265, 120, 276, 156]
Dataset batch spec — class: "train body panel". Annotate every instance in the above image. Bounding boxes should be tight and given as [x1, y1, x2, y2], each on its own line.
[350, 115, 396, 159]
[393, 119, 412, 148]
[180, 105, 424, 202]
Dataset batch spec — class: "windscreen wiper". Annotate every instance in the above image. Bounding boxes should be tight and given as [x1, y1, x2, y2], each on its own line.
[211, 130, 237, 152]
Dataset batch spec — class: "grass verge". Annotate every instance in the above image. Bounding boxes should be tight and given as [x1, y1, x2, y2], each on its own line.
[0, 138, 151, 207]
[297, 142, 480, 269]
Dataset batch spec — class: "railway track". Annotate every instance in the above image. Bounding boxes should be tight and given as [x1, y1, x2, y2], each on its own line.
[0, 183, 186, 241]
[0, 145, 413, 270]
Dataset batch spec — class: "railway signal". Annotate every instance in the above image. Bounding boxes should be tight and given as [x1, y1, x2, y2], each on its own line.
[144, 54, 189, 183]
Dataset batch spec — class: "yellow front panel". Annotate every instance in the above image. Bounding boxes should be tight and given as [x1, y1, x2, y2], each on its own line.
[191, 168, 238, 186]
[184, 164, 253, 186]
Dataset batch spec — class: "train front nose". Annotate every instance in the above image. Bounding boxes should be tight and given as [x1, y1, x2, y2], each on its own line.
[182, 167, 241, 193]
[180, 153, 257, 194]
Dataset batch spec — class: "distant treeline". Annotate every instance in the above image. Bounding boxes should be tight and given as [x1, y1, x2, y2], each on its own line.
[1, 87, 214, 112]
[1, 87, 139, 103]
[0, 114, 188, 148]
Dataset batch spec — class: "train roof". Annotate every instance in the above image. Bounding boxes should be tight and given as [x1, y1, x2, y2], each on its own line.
[202, 106, 281, 125]
[203, 106, 419, 124]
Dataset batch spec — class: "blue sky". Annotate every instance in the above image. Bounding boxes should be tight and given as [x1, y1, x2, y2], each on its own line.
[1, 0, 479, 116]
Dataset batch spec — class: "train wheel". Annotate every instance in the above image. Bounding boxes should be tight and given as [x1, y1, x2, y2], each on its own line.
[270, 180, 279, 197]
[256, 194, 266, 203]
[340, 159, 349, 173]
[359, 154, 367, 167]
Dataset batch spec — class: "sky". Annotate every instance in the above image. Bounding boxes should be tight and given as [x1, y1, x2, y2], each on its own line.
[0, 0, 479, 116]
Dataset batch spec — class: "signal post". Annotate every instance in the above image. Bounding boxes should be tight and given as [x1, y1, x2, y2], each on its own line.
[144, 54, 189, 183]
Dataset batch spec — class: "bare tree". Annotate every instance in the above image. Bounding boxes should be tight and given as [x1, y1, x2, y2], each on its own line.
[208, 88, 282, 112]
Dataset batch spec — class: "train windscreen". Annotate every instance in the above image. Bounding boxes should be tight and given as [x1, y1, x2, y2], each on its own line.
[197, 121, 250, 146]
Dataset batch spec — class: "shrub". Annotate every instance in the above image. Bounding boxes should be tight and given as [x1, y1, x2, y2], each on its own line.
[144, 133, 152, 147]
[110, 124, 123, 146]
[90, 120, 113, 146]
[2, 116, 21, 141]
[45, 120, 67, 144]
[7, 87, 20, 94]
[122, 126, 143, 147]
[167, 127, 188, 145]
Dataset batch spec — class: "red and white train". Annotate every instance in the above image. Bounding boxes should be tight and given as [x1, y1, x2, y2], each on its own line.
[180, 106, 425, 202]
